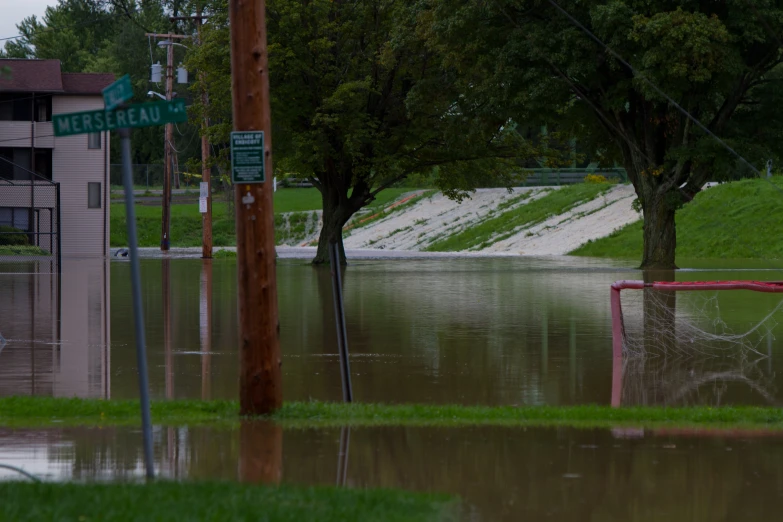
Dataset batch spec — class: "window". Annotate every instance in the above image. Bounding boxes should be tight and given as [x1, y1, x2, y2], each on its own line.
[34, 96, 51, 122]
[88, 132, 101, 149]
[88, 182, 102, 209]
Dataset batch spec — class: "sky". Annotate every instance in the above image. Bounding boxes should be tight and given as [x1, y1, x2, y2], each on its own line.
[0, 1, 57, 44]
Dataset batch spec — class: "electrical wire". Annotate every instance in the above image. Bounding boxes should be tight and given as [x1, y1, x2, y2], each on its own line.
[492, 0, 783, 270]
[543, 0, 765, 179]
[0, 10, 123, 43]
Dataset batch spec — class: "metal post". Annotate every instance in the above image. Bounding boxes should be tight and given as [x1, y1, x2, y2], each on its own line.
[55, 183, 61, 273]
[328, 241, 353, 402]
[119, 127, 155, 479]
[610, 284, 624, 408]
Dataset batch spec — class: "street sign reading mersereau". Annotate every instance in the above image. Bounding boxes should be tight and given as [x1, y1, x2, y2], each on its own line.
[102, 74, 133, 111]
[231, 131, 265, 183]
[52, 99, 187, 137]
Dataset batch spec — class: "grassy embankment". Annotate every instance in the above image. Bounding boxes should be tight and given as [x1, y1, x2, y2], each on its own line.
[425, 183, 612, 252]
[571, 177, 783, 259]
[110, 188, 415, 248]
[4, 397, 783, 431]
[0, 482, 454, 522]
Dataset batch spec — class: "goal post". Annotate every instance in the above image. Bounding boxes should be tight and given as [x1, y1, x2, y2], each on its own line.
[610, 279, 783, 406]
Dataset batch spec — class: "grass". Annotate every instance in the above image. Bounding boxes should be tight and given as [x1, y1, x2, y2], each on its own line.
[570, 177, 783, 260]
[0, 245, 50, 256]
[111, 188, 416, 248]
[425, 183, 612, 252]
[346, 191, 434, 234]
[5, 397, 783, 431]
[0, 482, 455, 522]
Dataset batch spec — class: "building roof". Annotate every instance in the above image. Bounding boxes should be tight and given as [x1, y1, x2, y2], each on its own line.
[0, 59, 114, 95]
[0, 59, 63, 92]
[62, 73, 116, 95]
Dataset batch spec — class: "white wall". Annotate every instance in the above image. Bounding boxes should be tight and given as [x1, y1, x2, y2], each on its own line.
[52, 96, 110, 258]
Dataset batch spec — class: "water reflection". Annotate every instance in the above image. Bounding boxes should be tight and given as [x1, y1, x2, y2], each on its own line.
[3, 256, 783, 406]
[0, 260, 109, 398]
[2, 423, 783, 521]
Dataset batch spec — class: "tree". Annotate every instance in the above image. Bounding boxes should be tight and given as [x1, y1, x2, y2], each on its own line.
[2, 0, 203, 168]
[424, 0, 783, 268]
[187, 0, 555, 264]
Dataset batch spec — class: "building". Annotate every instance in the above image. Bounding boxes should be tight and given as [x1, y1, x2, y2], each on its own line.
[0, 59, 113, 259]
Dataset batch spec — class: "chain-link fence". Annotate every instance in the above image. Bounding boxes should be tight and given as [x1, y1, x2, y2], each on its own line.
[0, 158, 60, 269]
[109, 164, 224, 191]
[109, 164, 166, 190]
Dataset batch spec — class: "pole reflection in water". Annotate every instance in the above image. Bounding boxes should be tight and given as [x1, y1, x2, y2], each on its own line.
[200, 259, 212, 400]
[0, 259, 110, 398]
[239, 421, 282, 484]
[163, 257, 173, 400]
[336, 426, 350, 487]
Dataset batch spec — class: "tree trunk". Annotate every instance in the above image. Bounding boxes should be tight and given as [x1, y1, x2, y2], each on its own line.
[641, 195, 677, 269]
[312, 189, 352, 265]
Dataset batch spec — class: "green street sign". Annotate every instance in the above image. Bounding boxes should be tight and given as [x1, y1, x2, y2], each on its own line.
[102, 74, 133, 111]
[231, 131, 265, 183]
[52, 100, 187, 137]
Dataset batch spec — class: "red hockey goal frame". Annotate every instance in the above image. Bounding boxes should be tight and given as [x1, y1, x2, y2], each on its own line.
[610, 280, 783, 406]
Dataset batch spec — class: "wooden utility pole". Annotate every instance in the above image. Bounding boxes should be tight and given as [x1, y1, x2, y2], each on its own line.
[169, 13, 213, 258]
[163, 41, 174, 250]
[229, 0, 282, 415]
[146, 32, 189, 251]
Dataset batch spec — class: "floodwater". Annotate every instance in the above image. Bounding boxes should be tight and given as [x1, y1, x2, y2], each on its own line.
[2, 256, 783, 405]
[2, 422, 783, 521]
[4, 255, 783, 520]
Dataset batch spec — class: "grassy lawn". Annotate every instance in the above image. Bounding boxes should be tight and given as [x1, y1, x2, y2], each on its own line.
[425, 183, 612, 252]
[0, 245, 50, 256]
[4, 397, 783, 431]
[0, 482, 454, 522]
[571, 177, 783, 260]
[111, 188, 416, 248]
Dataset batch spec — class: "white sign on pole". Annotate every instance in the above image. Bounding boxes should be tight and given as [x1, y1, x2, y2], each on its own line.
[199, 197, 208, 213]
[200, 182, 209, 198]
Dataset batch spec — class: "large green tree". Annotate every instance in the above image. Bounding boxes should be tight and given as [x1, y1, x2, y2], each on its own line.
[424, 0, 783, 268]
[2, 0, 202, 167]
[188, 0, 555, 264]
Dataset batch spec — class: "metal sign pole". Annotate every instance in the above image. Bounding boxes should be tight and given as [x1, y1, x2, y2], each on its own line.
[119, 126, 155, 479]
[329, 241, 353, 402]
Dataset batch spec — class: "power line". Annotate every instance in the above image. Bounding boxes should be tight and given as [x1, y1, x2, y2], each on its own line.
[0, 9, 123, 43]
[544, 0, 765, 179]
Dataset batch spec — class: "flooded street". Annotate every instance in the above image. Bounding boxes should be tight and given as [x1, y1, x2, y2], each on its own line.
[2, 256, 783, 406]
[2, 423, 783, 521]
[3, 256, 783, 520]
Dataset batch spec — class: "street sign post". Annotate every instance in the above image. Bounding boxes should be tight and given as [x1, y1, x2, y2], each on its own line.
[102, 74, 133, 111]
[53, 100, 187, 137]
[50, 90, 180, 479]
[230, 131, 265, 183]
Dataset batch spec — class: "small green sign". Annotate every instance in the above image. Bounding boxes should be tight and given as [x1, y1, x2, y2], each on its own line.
[102, 74, 133, 111]
[52, 100, 188, 137]
[231, 131, 265, 183]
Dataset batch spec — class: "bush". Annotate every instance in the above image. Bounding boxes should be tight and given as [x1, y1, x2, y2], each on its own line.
[584, 173, 609, 184]
[0, 225, 29, 246]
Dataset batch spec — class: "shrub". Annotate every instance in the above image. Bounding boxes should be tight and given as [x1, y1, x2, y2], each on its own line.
[0, 225, 29, 246]
[584, 173, 609, 184]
